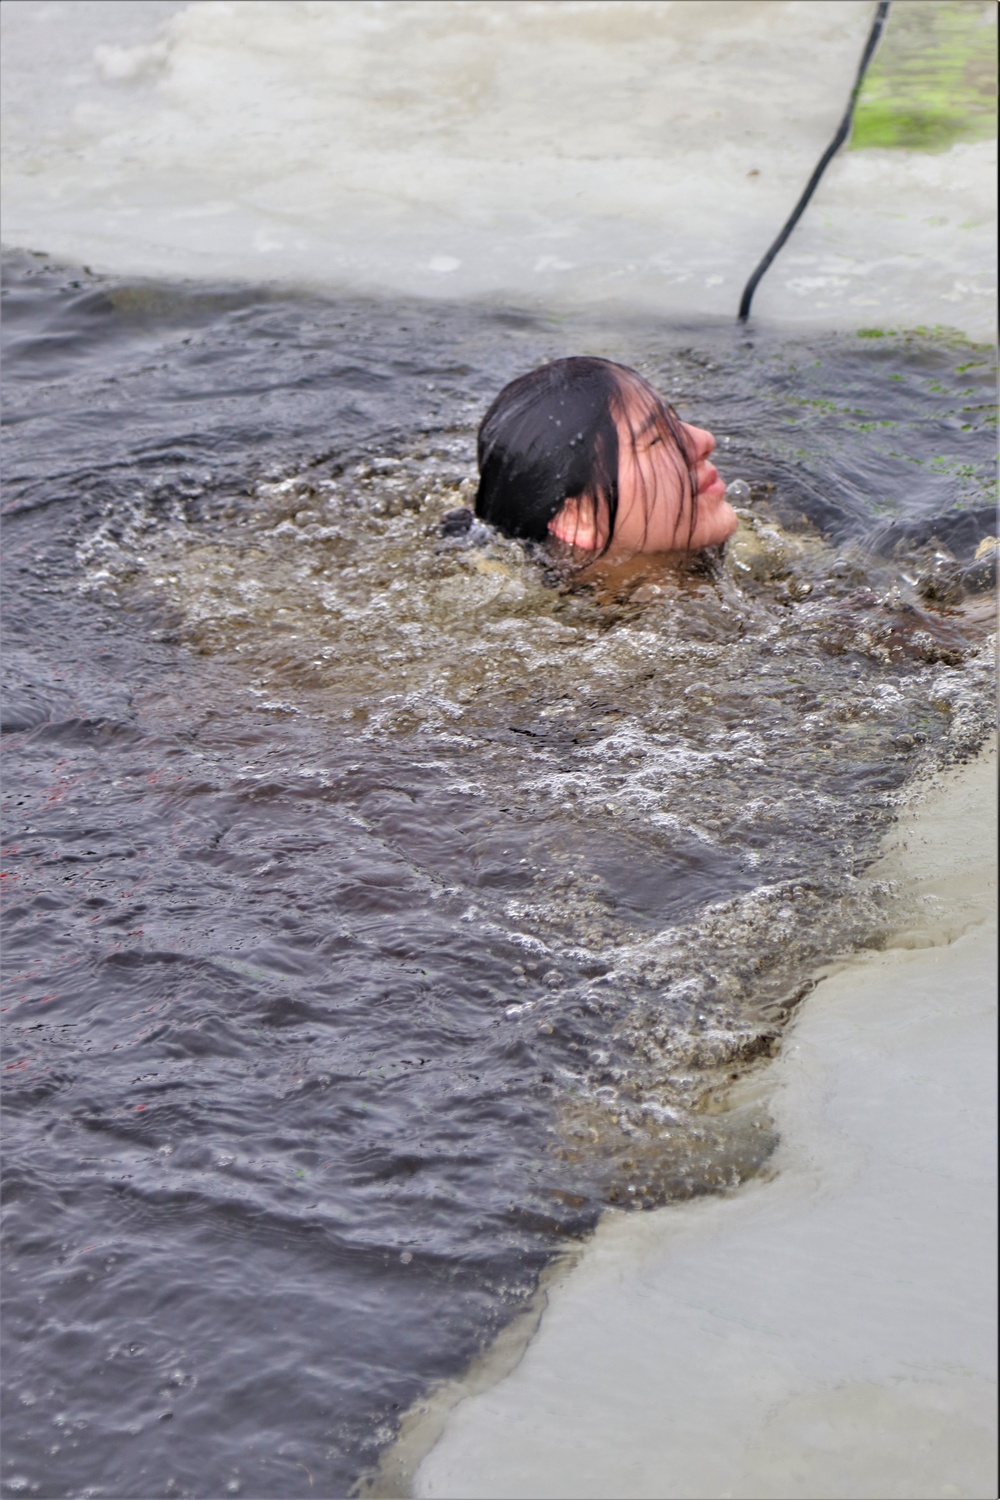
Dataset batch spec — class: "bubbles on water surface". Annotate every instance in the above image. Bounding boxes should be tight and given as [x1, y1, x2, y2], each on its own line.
[75, 426, 997, 1196]
[5, 262, 997, 1495]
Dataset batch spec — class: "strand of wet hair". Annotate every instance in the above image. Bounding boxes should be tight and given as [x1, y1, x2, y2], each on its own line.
[737, 0, 891, 323]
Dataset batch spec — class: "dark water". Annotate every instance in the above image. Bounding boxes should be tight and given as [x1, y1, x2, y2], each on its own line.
[1, 251, 996, 1499]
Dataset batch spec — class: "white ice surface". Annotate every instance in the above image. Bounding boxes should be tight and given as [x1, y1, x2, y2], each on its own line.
[410, 749, 998, 1500]
[1, 0, 996, 337]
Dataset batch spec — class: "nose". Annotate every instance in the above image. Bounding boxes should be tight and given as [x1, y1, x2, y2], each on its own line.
[683, 424, 716, 461]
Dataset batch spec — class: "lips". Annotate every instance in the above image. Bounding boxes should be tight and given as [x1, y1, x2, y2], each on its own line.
[697, 462, 724, 496]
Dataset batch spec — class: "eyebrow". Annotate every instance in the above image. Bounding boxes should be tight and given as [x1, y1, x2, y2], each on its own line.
[637, 411, 674, 447]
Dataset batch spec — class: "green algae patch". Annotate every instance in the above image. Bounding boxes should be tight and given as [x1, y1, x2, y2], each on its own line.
[851, 0, 997, 152]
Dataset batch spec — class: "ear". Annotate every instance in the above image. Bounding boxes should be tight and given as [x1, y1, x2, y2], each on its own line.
[547, 495, 603, 551]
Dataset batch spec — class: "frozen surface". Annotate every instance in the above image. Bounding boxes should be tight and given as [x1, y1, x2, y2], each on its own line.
[408, 746, 998, 1500]
[1, 0, 996, 337]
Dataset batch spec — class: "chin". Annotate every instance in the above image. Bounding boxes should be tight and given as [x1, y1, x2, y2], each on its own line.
[699, 500, 738, 548]
[719, 501, 739, 540]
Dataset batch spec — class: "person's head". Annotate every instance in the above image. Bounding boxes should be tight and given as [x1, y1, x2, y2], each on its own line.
[474, 357, 737, 557]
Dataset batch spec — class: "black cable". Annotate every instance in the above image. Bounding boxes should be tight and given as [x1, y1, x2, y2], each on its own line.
[737, 0, 892, 323]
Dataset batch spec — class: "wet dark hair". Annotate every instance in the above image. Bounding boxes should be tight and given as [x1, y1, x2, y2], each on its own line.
[474, 357, 699, 554]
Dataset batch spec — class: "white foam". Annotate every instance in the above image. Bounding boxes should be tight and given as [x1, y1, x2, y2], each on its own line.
[401, 746, 998, 1500]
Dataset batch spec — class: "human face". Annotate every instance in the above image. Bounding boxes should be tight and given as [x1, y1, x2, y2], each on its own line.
[546, 383, 739, 556]
[608, 388, 738, 555]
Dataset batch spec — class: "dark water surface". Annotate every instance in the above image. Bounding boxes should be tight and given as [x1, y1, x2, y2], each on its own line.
[1, 252, 996, 1499]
